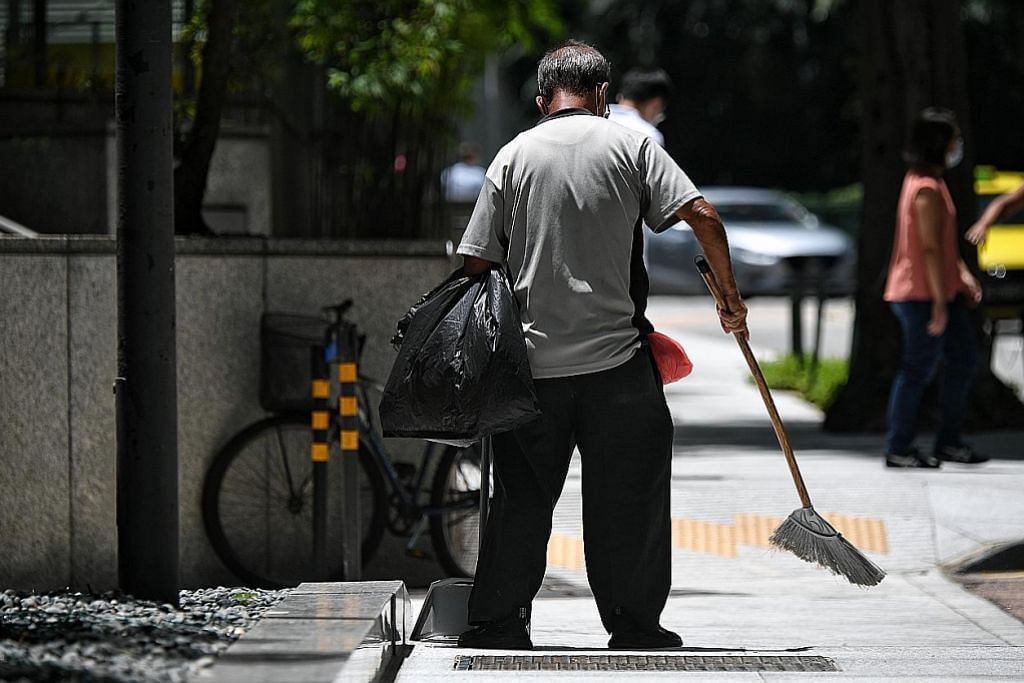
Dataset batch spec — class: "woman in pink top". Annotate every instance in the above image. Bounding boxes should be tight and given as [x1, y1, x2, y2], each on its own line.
[883, 108, 985, 468]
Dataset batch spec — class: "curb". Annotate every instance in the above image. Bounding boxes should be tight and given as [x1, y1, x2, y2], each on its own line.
[193, 581, 411, 682]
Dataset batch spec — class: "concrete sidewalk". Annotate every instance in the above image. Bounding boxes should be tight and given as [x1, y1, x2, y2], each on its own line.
[398, 298, 1024, 680]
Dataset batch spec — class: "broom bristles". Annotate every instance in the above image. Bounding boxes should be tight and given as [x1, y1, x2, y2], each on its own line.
[769, 506, 886, 587]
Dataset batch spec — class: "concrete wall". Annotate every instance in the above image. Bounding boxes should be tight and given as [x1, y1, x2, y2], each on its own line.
[0, 236, 453, 591]
[0, 132, 110, 234]
[0, 120, 271, 236]
[105, 128, 274, 236]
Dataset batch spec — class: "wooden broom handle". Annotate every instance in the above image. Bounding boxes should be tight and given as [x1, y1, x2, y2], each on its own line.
[694, 256, 812, 508]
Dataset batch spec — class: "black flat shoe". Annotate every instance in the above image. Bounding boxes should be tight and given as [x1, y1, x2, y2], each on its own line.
[934, 444, 989, 464]
[885, 448, 941, 468]
[458, 611, 532, 650]
[608, 625, 683, 650]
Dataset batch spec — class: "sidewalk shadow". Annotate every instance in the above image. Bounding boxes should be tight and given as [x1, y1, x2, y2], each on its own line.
[672, 422, 878, 453]
[673, 423, 1024, 460]
[540, 576, 751, 599]
[442, 645, 816, 653]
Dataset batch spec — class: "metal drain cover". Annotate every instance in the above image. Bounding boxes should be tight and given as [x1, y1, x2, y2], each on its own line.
[454, 654, 838, 672]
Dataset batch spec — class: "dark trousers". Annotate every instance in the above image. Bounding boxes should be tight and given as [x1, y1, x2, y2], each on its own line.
[885, 299, 978, 454]
[468, 348, 675, 633]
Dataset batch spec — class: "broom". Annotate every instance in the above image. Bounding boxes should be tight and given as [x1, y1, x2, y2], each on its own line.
[694, 255, 885, 587]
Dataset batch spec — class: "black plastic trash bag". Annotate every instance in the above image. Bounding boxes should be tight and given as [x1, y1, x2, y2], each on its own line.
[379, 268, 540, 446]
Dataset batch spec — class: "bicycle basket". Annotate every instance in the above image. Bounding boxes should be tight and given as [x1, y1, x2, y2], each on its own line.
[260, 312, 328, 412]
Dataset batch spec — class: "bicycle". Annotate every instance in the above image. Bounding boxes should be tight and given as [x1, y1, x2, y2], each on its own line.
[201, 300, 487, 589]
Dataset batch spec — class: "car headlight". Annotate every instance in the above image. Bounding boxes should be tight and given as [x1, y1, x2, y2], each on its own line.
[731, 246, 781, 266]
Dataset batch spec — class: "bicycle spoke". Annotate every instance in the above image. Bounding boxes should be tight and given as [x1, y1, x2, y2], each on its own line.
[274, 425, 299, 498]
[225, 457, 270, 491]
[218, 498, 278, 513]
[206, 414, 386, 587]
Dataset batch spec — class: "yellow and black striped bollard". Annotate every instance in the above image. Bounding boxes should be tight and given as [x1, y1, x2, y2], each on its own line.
[311, 347, 331, 579]
[338, 325, 361, 580]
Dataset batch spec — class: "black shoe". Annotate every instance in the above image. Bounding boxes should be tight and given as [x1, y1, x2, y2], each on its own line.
[608, 624, 682, 650]
[885, 447, 941, 468]
[935, 444, 989, 464]
[458, 610, 532, 650]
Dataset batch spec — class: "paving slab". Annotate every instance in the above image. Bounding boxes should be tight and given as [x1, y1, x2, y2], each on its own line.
[194, 580, 410, 682]
[396, 300, 1024, 680]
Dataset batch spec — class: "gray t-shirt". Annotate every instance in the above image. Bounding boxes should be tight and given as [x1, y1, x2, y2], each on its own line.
[457, 110, 701, 379]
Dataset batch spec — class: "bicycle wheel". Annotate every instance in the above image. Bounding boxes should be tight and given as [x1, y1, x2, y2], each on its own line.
[202, 413, 387, 588]
[429, 443, 488, 577]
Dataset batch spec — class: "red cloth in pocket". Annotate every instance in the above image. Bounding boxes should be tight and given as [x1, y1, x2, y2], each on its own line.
[647, 331, 693, 384]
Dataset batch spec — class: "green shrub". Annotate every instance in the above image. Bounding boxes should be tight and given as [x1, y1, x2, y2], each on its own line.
[757, 354, 849, 409]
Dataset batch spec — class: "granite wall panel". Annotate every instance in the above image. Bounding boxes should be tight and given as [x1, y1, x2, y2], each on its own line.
[67, 255, 118, 590]
[265, 256, 453, 587]
[0, 255, 72, 589]
[1, 239, 452, 590]
[175, 255, 266, 588]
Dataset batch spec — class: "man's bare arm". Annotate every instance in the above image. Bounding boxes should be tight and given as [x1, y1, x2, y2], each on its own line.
[676, 197, 748, 336]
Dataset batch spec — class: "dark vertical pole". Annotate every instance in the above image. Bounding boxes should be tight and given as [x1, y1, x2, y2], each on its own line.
[310, 346, 330, 579]
[810, 284, 826, 385]
[4, 0, 21, 88]
[90, 21, 100, 94]
[31, 0, 44, 86]
[339, 325, 361, 580]
[789, 260, 805, 361]
[115, 0, 179, 606]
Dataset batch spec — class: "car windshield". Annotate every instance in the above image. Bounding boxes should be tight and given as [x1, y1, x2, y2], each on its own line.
[716, 202, 805, 224]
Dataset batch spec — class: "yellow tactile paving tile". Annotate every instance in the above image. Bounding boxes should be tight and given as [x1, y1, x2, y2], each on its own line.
[674, 513, 889, 558]
[672, 518, 738, 558]
[547, 533, 585, 571]
[825, 514, 889, 555]
[734, 514, 784, 549]
[546, 513, 888, 568]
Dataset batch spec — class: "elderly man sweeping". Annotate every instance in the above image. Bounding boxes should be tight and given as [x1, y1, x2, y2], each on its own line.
[456, 40, 747, 650]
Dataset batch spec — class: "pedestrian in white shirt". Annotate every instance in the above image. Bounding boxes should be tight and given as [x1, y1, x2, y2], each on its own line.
[608, 68, 673, 147]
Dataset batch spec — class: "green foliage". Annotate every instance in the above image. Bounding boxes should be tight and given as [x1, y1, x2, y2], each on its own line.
[793, 182, 863, 211]
[230, 591, 257, 603]
[791, 182, 863, 233]
[291, 0, 562, 113]
[758, 354, 849, 409]
[180, 0, 290, 94]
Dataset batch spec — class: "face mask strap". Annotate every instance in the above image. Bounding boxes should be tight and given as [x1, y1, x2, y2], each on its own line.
[945, 138, 964, 169]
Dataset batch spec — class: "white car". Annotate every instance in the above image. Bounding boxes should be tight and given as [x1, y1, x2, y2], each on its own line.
[645, 187, 855, 296]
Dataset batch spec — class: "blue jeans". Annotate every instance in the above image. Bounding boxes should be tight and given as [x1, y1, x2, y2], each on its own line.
[886, 300, 978, 455]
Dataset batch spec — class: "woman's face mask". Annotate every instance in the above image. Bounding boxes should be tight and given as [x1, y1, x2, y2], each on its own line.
[945, 137, 964, 169]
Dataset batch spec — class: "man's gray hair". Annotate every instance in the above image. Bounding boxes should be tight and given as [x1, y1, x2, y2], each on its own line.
[537, 40, 611, 103]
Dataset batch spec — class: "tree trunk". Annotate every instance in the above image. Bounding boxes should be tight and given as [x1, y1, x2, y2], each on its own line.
[182, 0, 196, 97]
[825, 0, 1024, 431]
[174, 0, 237, 235]
[32, 0, 45, 86]
[5, 0, 21, 87]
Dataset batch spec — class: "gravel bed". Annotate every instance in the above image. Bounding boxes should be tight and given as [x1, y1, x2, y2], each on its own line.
[0, 586, 287, 682]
